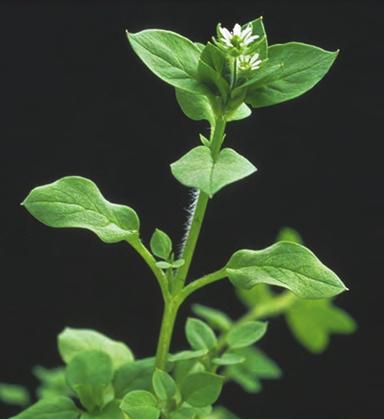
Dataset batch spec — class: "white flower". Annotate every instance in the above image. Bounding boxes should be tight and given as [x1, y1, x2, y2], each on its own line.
[238, 53, 262, 71]
[217, 23, 259, 51]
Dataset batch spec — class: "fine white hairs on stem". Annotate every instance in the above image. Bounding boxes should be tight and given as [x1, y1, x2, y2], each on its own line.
[178, 188, 200, 258]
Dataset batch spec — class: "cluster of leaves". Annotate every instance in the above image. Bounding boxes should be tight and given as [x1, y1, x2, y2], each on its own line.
[2, 16, 354, 419]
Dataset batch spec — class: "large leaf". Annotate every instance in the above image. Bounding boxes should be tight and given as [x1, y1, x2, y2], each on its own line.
[175, 89, 215, 124]
[66, 350, 114, 412]
[22, 176, 139, 244]
[244, 42, 338, 108]
[127, 29, 207, 94]
[171, 146, 256, 197]
[58, 328, 134, 370]
[226, 241, 347, 299]
[286, 298, 357, 353]
[10, 396, 80, 419]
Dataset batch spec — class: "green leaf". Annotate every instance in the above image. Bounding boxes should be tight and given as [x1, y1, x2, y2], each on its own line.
[227, 241, 348, 299]
[225, 103, 252, 122]
[0, 383, 30, 406]
[113, 358, 155, 398]
[186, 318, 217, 351]
[286, 298, 357, 353]
[58, 328, 134, 370]
[243, 17, 268, 60]
[192, 304, 233, 332]
[205, 406, 241, 419]
[66, 350, 114, 412]
[10, 396, 80, 419]
[236, 284, 274, 309]
[245, 42, 338, 108]
[276, 227, 303, 244]
[212, 353, 245, 366]
[171, 146, 256, 197]
[226, 321, 267, 349]
[171, 258, 185, 268]
[22, 176, 140, 244]
[175, 89, 215, 124]
[33, 366, 72, 399]
[152, 369, 177, 401]
[120, 390, 160, 419]
[80, 401, 125, 419]
[181, 372, 223, 408]
[225, 347, 281, 393]
[150, 228, 172, 260]
[127, 29, 207, 94]
[168, 349, 208, 362]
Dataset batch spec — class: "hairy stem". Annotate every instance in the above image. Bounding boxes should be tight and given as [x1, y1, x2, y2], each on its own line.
[174, 117, 227, 292]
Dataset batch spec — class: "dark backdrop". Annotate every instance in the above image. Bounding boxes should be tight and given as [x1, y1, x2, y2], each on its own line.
[1, 1, 382, 418]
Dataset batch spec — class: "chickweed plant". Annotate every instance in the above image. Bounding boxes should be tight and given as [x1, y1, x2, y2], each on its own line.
[1, 18, 356, 419]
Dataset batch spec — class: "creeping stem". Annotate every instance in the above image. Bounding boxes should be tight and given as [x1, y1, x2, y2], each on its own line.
[174, 116, 227, 292]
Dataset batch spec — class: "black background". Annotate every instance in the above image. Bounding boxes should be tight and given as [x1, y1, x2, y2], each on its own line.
[1, 1, 383, 418]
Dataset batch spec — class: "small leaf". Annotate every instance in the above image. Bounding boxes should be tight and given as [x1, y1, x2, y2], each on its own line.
[175, 89, 215, 124]
[120, 390, 160, 419]
[0, 383, 30, 406]
[152, 369, 177, 400]
[244, 42, 338, 108]
[156, 261, 172, 269]
[33, 366, 72, 399]
[226, 321, 267, 349]
[212, 353, 245, 366]
[205, 406, 241, 419]
[276, 227, 303, 244]
[168, 349, 208, 362]
[171, 146, 256, 197]
[150, 228, 173, 260]
[58, 328, 134, 370]
[192, 304, 232, 332]
[181, 372, 223, 408]
[236, 284, 274, 309]
[113, 358, 155, 398]
[186, 318, 217, 351]
[22, 176, 140, 244]
[199, 134, 211, 147]
[66, 350, 114, 412]
[227, 242, 348, 299]
[127, 29, 207, 95]
[286, 299, 357, 353]
[10, 396, 80, 419]
[171, 258, 185, 268]
[225, 103, 252, 122]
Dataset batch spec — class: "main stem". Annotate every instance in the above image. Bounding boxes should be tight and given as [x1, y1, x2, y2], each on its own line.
[155, 115, 227, 370]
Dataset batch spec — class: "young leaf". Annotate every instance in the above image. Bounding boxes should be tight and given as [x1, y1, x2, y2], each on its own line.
[212, 353, 245, 366]
[10, 396, 80, 419]
[192, 304, 233, 332]
[245, 42, 338, 108]
[175, 89, 215, 124]
[186, 318, 217, 351]
[226, 321, 267, 349]
[152, 369, 177, 400]
[181, 372, 223, 407]
[66, 350, 114, 412]
[150, 228, 173, 260]
[0, 383, 30, 406]
[171, 146, 256, 197]
[22, 176, 140, 244]
[58, 328, 134, 370]
[113, 358, 155, 398]
[286, 299, 357, 353]
[205, 406, 241, 419]
[33, 366, 72, 399]
[168, 349, 208, 362]
[225, 103, 252, 122]
[120, 390, 160, 419]
[226, 241, 348, 299]
[127, 29, 207, 95]
[276, 226, 304, 244]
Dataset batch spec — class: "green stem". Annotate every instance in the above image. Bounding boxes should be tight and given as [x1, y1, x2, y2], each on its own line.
[129, 237, 170, 303]
[154, 299, 180, 369]
[174, 117, 227, 292]
[179, 268, 228, 303]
